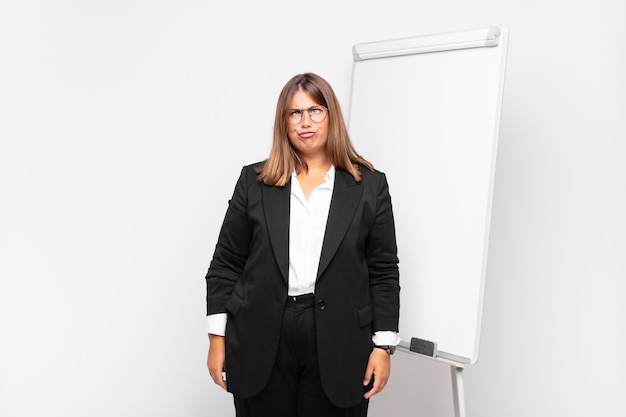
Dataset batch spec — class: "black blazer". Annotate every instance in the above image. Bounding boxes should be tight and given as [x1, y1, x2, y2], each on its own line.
[206, 163, 400, 408]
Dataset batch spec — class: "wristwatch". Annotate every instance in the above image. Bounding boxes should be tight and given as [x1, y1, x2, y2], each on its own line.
[374, 345, 396, 355]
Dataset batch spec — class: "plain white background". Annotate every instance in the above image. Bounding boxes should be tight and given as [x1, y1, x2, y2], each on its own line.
[1, 1, 624, 416]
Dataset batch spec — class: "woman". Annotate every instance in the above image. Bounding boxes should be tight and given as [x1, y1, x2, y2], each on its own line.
[206, 73, 400, 417]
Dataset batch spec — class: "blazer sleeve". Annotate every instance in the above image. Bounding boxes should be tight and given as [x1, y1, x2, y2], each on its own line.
[366, 172, 400, 332]
[205, 166, 252, 315]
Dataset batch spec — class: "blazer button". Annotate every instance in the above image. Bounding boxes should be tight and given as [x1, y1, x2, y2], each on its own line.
[317, 300, 326, 310]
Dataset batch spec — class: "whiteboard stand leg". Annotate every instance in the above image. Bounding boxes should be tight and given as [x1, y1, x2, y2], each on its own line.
[451, 366, 466, 417]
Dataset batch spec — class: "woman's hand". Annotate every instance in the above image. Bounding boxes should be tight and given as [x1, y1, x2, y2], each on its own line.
[207, 334, 227, 390]
[362, 347, 391, 399]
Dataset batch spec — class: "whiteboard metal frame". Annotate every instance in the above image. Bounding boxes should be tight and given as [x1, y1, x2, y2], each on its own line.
[349, 25, 509, 365]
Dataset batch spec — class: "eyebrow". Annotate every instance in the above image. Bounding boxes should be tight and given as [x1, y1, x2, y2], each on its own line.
[289, 105, 323, 110]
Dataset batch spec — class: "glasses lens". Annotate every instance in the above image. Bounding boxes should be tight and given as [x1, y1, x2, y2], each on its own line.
[309, 107, 327, 123]
[288, 110, 302, 125]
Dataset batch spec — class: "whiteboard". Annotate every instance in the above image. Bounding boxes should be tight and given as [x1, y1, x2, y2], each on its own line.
[348, 27, 508, 364]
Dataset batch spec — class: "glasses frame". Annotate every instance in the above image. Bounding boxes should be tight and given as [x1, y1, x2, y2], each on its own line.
[287, 105, 329, 125]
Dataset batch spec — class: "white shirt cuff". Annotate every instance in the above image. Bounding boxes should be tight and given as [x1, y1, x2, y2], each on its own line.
[206, 313, 227, 336]
[372, 331, 401, 346]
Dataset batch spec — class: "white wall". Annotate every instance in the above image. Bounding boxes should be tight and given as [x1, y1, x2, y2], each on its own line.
[1, 1, 624, 416]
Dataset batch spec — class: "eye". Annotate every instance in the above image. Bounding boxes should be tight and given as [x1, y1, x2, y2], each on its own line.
[290, 109, 303, 116]
[309, 107, 323, 115]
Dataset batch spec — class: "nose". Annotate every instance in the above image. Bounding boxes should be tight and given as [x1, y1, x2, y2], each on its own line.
[300, 110, 312, 126]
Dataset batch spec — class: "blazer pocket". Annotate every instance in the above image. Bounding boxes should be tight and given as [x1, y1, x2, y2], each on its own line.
[225, 292, 243, 316]
[357, 305, 373, 327]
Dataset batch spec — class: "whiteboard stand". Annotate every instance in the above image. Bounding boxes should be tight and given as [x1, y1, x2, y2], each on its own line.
[450, 364, 466, 417]
[397, 344, 467, 417]
[398, 343, 466, 417]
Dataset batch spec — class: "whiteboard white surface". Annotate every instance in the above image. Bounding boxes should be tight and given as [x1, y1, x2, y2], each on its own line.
[348, 27, 508, 364]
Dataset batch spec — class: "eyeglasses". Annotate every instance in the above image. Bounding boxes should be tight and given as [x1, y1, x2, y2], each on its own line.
[287, 106, 328, 124]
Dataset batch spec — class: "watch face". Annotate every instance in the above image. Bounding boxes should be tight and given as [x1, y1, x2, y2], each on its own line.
[375, 345, 395, 354]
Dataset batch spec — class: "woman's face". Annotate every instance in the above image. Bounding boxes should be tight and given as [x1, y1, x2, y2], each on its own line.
[286, 89, 329, 161]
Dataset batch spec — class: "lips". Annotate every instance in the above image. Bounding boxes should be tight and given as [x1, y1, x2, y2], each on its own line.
[299, 131, 315, 138]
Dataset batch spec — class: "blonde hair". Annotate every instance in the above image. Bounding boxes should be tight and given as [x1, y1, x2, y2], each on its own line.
[256, 73, 373, 186]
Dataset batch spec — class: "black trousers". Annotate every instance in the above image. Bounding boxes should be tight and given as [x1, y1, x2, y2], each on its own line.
[233, 293, 369, 417]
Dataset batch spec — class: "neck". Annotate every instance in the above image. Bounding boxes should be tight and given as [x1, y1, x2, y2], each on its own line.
[301, 153, 331, 175]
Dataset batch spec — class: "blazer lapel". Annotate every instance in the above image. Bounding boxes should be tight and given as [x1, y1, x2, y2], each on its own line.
[317, 169, 363, 279]
[262, 181, 291, 286]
